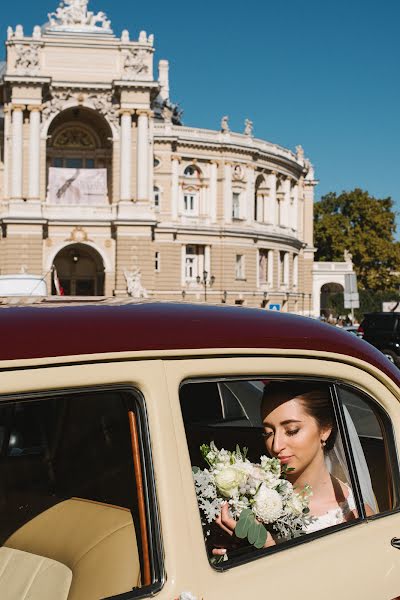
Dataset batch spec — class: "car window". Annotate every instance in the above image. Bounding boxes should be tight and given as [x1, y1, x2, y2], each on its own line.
[363, 315, 396, 334]
[336, 385, 399, 514]
[180, 378, 399, 567]
[0, 387, 162, 598]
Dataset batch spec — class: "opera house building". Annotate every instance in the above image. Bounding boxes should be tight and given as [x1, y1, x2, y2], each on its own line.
[0, 1, 318, 312]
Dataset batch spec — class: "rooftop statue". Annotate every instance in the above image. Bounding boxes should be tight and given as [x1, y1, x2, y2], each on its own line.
[46, 0, 112, 33]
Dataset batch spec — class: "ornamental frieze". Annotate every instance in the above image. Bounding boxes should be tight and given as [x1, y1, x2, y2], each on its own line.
[42, 89, 120, 127]
[14, 43, 41, 75]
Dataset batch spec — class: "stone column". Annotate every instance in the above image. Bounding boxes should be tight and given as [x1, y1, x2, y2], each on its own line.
[147, 115, 154, 203]
[209, 161, 217, 222]
[223, 163, 232, 222]
[246, 165, 255, 223]
[266, 172, 277, 225]
[28, 106, 41, 200]
[136, 110, 149, 201]
[11, 105, 25, 200]
[3, 106, 11, 199]
[291, 183, 299, 231]
[282, 177, 291, 228]
[171, 155, 179, 220]
[119, 109, 133, 201]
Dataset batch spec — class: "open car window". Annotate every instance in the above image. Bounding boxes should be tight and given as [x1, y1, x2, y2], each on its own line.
[0, 387, 163, 599]
[180, 378, 399, 568]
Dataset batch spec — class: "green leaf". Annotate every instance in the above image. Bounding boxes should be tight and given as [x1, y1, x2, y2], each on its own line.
[192, 466, 200, 474]
[253, 524, 268, 549]
[248, 519, 259, 545]
[235, 509, 253, 539]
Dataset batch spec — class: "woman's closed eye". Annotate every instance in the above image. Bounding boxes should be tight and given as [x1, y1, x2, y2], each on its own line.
[262, 428, 300, 439]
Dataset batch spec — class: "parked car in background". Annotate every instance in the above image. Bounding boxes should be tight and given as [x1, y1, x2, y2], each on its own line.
[0, 301, 399, 600]
[342, 324, 364, 338]
[0, 274, 47, 297]
[359, 312, 400, 366]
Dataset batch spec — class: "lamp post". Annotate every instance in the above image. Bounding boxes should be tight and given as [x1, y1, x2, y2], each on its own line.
[196, 270, 215, 302]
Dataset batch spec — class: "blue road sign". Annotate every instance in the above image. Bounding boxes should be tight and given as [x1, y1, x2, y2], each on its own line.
[269, 303, 281, 311]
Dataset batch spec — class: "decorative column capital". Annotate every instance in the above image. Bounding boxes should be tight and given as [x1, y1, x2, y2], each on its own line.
[135, 109, 152, 117]
[11, 104, 26, 112]
[118, 108, 134, 117]
[171, 154, 181, 163]
[27, 104, 42, 112]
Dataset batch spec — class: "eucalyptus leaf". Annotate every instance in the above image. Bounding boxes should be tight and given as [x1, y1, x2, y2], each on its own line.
[248, 519, 259, 545]
[235, 509, 253, 539]
[254, 524, 268, 549]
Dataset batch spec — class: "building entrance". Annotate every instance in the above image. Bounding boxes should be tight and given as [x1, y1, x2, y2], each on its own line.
[52, 244, 105, 296]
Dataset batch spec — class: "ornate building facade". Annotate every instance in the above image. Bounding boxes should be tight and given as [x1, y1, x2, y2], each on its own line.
[0, 0, 317, 311]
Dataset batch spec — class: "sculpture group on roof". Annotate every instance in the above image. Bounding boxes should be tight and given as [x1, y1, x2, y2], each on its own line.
[47, 0, 112, 31]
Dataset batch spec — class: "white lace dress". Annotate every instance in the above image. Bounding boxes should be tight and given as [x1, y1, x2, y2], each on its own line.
[305, 486, 356, 534]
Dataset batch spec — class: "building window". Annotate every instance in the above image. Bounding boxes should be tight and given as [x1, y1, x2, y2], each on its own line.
[155, 251, 160, 272]
[183, 192, 198, 215]
[184, 245, 205, 281]
[153, 156, 160, 168]
[258, 249, 272, 286]
[232, 192, 241, 220]
[184, 165, 197, 177]
[280, 251, 289, 286]
[293, 254, 298, 288]
[153, 186, 160, 209]
[235, 254, 245, 280]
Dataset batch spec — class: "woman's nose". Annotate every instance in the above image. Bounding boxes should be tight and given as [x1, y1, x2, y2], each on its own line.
[271, 430, 285, 455]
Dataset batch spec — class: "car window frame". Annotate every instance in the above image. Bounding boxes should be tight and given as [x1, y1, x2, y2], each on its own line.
[0, 383, 165, 600]
[179, 374, 400, 572]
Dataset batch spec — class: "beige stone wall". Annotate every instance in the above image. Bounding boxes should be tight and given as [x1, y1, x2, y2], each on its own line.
[0, 224, 43, 275]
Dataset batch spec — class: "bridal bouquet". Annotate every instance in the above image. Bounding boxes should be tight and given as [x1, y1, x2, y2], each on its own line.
[193, 442, 312, 549]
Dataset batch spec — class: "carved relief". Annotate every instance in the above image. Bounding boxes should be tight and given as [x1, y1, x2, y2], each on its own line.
[66, 227, 89, 243]
[42, 90, 73, 121]
[86, 92, 119, 126]
[14, 44, 40, 75]
[122, 48, 150, 80]
[42, 89, 120, 128]
[124, 268, 149, 299]
[53, 128, 96, 149]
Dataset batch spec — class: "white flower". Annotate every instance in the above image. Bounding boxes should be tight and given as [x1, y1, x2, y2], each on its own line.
[253, 483, 283, 523]
[214, 466, 247, 498]
[284, 492, 305, 517]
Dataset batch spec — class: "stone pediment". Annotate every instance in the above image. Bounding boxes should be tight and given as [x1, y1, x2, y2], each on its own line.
[44, 0, 114, 36]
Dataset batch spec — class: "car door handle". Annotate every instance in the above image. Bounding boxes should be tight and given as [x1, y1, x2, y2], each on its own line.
[391, 538, 400, 549]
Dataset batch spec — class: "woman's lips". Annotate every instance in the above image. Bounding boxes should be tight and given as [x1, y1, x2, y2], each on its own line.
[278, 456, 293, 464]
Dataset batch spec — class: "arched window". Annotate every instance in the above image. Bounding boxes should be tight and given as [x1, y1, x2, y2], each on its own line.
[183, 164, 202, 178]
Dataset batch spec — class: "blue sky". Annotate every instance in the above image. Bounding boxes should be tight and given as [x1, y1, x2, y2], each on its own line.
[1, 0, 399, 234]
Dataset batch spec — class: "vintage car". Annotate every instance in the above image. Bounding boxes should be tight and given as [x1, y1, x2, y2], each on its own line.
[0, 301, 399, 600]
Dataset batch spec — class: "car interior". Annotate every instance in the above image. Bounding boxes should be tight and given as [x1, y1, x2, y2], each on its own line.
[0, 390, 148, 599]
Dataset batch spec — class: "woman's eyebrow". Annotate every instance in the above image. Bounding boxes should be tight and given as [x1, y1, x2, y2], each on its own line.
[263, 419, 302, 427]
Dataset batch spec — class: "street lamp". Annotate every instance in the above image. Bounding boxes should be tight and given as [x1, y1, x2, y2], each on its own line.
[196, 270, 215, 302]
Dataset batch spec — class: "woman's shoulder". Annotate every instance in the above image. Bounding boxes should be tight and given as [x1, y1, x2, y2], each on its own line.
[333, 478, 356, 511]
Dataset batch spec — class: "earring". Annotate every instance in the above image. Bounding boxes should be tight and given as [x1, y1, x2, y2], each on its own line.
[321, 440, 326, 447]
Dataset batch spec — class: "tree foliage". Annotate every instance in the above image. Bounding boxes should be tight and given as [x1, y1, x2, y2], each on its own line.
[314, 188, 400, 291]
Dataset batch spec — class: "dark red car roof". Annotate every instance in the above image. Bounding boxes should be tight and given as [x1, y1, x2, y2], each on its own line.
[0, 302, 399, 386]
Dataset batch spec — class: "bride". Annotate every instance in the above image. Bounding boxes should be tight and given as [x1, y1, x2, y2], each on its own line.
[213, 381, 375, 555]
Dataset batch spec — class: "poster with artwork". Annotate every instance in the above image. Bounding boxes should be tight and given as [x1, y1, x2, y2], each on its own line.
[47, 168, 108, 205]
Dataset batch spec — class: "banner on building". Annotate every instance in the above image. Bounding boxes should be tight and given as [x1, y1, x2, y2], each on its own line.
[47, 168, 108, 205]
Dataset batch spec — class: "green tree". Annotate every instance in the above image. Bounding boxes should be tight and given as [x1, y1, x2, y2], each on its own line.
[314, 188, 400, 291]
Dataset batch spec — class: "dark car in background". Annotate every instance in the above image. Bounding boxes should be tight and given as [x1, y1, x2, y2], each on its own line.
[359, 312, 400, 366]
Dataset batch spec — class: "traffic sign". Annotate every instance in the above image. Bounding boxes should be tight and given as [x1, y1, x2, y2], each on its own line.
[269, 304, 281, 311]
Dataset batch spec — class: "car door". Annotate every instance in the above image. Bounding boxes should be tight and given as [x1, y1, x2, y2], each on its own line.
[0, 357, 204, 600]
[165, 353, 400, 600]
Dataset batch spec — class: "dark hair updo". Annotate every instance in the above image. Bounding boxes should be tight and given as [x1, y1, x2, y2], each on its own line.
[261, 381, 337, 451]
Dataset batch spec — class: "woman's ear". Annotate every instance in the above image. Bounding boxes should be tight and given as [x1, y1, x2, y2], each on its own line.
[321, 425, 332, 444]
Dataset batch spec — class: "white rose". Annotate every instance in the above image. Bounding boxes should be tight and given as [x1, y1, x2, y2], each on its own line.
[215, 466, 247, 498]
[253, 483, 283, 523]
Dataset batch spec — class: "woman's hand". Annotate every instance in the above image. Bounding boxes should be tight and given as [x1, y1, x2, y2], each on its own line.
[212, 502, 275, 556]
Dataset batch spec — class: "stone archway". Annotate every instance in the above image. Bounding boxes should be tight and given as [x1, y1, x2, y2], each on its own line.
[46, 106, 113, 201]
[320, 282, 344, 319]
[52, 243, 105, 296]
